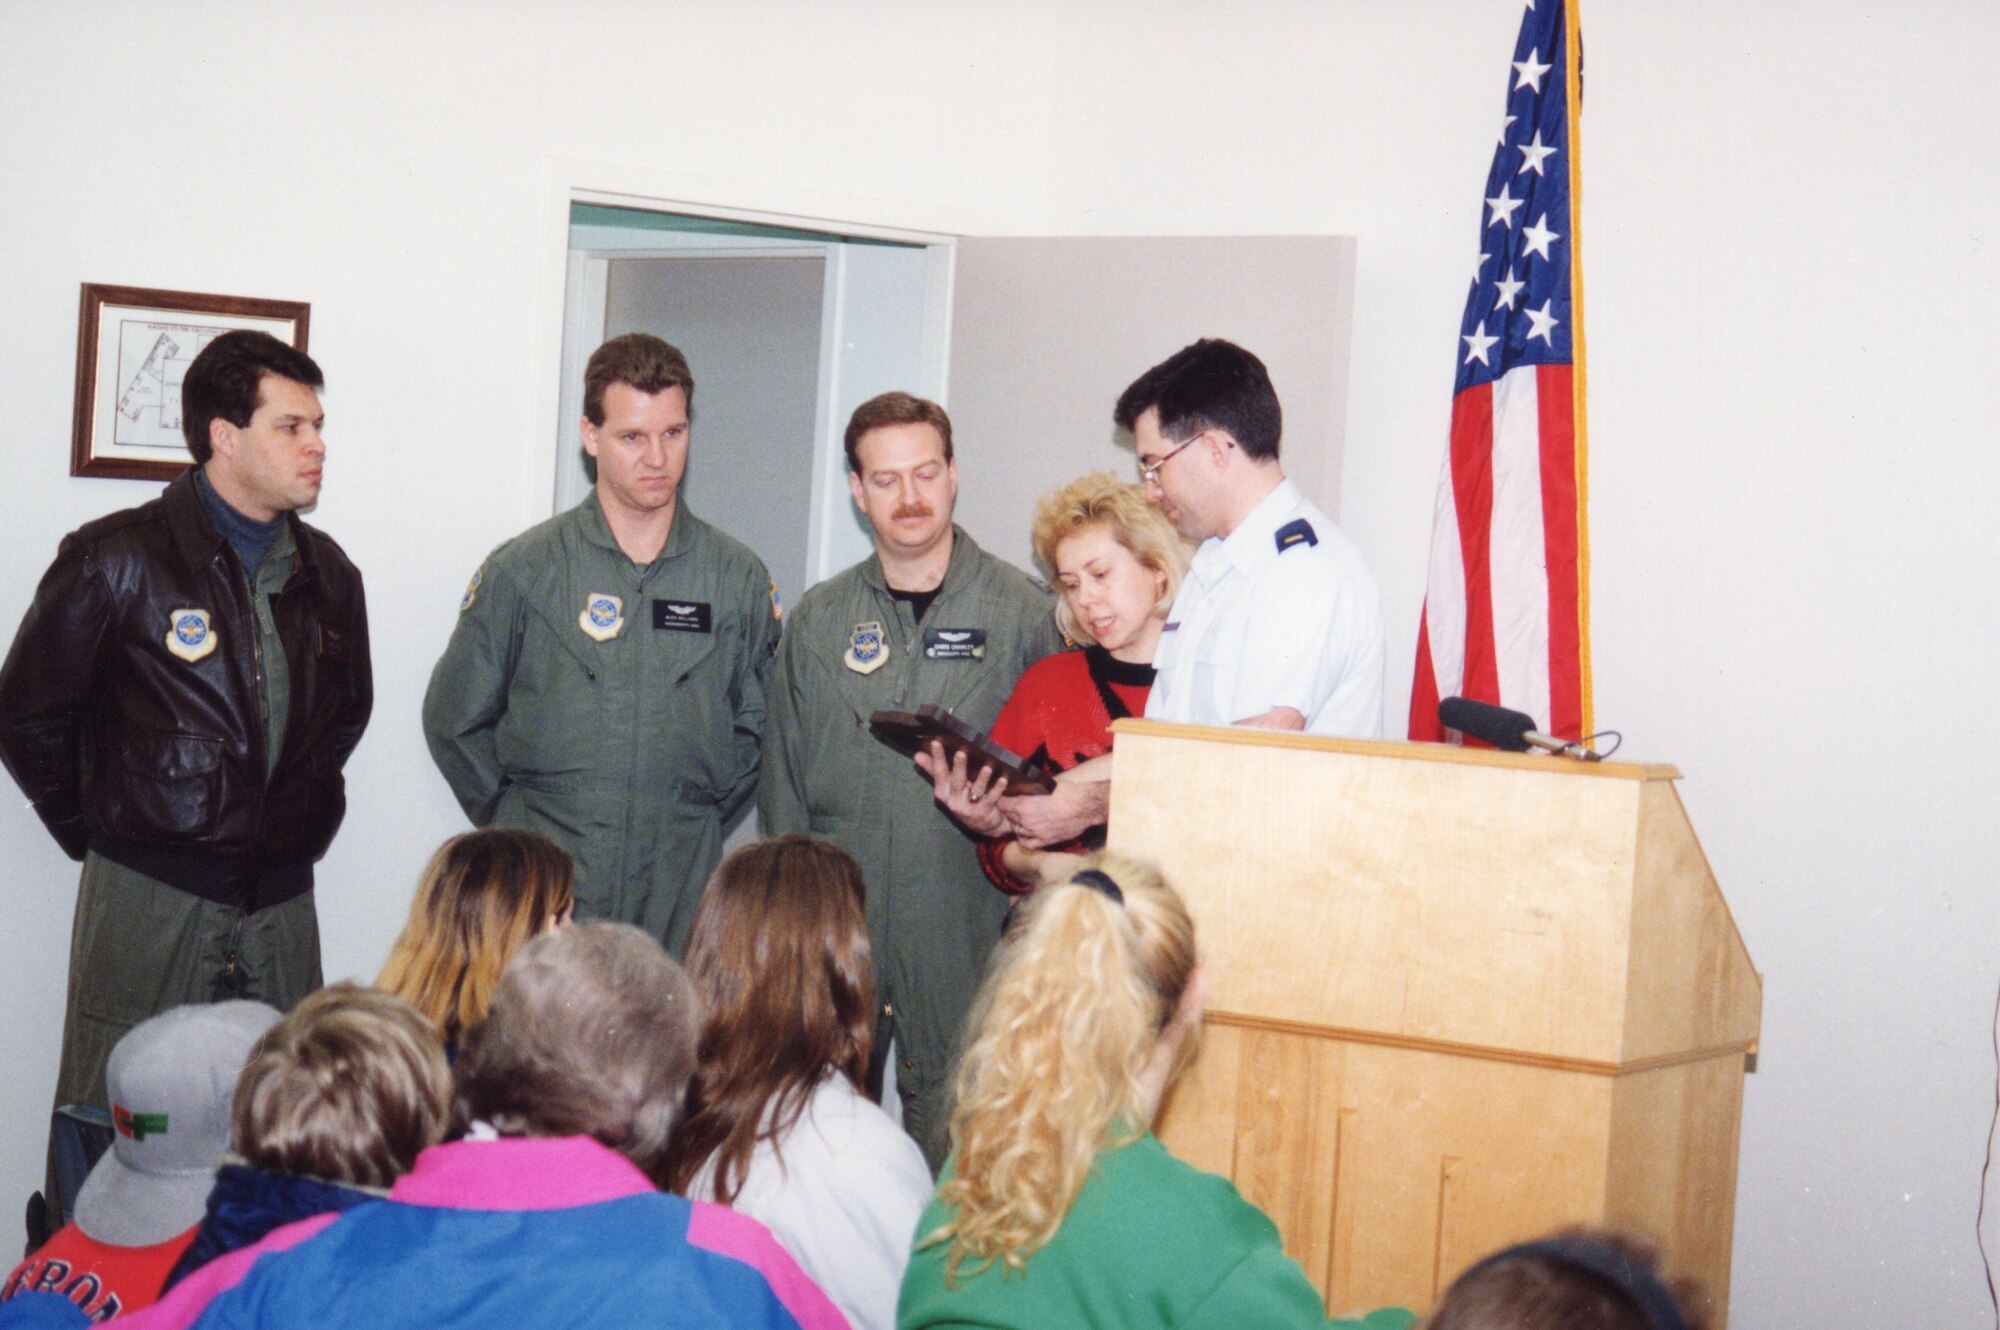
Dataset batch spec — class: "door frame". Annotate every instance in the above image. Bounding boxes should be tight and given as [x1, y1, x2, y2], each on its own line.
[530, 159, 964, 530]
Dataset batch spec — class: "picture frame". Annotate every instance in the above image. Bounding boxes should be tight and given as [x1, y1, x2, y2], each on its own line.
[71, 283, 311, 480]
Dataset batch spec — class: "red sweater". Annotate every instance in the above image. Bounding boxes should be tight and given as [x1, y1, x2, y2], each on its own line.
[979, 647, 1153, 893]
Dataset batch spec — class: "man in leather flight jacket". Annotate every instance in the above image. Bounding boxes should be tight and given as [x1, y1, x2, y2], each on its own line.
[0, 331, 371, 1158]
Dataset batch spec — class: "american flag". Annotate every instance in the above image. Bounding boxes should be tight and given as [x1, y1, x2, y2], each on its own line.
[1410, 0, 1592, 744]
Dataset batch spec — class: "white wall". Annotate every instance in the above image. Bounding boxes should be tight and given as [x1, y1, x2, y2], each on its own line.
[1, 3, 1993, 1324]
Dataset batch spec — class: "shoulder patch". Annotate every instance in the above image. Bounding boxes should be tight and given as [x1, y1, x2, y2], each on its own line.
[459, 567, 483, 613]
[1275, 518, 1318, 553]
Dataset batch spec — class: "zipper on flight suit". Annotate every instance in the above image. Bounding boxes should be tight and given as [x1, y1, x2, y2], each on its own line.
[220, 545, 267, 1001]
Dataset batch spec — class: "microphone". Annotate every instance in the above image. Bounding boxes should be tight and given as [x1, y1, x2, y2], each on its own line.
[1436, 697, 1602, 761]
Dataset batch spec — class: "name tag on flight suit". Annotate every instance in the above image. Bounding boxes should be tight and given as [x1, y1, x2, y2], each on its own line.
[922, 626, 986, 660]
[652, 600, 713, 633]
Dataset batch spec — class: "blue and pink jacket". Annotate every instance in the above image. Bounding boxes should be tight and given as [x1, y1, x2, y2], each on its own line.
[123, 1135, 849, 1330]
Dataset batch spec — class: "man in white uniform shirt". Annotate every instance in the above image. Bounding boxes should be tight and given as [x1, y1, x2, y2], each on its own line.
[1121, 339, 1383, 736]
[998, 338, 1383, 853]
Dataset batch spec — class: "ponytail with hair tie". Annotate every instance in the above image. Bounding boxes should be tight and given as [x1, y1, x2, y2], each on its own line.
[925, 854, 1195, 1279]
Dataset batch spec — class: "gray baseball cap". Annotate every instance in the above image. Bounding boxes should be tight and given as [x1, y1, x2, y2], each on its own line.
[73, 999, 281, 1247]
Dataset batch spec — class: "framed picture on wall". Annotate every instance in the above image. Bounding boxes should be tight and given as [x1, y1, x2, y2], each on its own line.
[71, 283, 311, 480]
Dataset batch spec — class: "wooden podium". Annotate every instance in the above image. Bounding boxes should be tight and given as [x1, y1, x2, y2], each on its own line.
[1106, 720, 1760, 1325]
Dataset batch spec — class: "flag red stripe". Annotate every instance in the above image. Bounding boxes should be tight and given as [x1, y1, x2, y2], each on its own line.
[1448, 383, 1501, 710]
[1536, 364, 1583, 740]
[1409, 606, 1442, 740]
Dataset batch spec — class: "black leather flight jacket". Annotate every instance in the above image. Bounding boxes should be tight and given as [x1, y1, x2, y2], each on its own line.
[0, 470, 371, 910]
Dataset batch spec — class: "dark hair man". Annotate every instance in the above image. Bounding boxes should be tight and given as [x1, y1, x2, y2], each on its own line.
[0, 330, 372, 1211]
[1116, 338, 1383, 737]
[965, 340, 1385, 860]
[423, 333, 780, 957]
[759, 391, 1063, 1169]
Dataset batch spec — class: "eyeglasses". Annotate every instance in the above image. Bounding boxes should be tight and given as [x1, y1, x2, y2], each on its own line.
[1137, 433, 1202, 486]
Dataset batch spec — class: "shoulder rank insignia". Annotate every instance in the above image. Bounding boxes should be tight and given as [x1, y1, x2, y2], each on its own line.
[164, 608, 217, 662]
[845, 620, 888, 675]
[579, 592, 625, 642]
[459, 568, 483, 614]
[1275, 518, 1318, 552]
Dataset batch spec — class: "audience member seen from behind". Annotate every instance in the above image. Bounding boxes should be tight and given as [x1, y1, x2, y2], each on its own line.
[160, 984, 454, 1293]
[919, 475, 1189, 893]
[1422, 1230, 1707, 1330]
[139, 923, 848, 1330]
[376, 828, 576, 1050]
[664, 836, 932, 1330]
[897, 855, 1411, 1330]
[3, 1003, 277, 1322]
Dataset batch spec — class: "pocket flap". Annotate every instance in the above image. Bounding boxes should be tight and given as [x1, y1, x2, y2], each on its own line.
[120, 733, 224, 780]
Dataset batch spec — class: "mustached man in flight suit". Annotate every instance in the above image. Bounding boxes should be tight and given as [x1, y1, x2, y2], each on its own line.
[0, 331, 371, 1206]
[759, 391, 1062, 1167]
[424, 334, 779, 956]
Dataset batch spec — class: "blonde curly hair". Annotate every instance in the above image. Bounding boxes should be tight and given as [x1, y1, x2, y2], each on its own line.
[924, 853, 1198, 1279]
[1029, 473, 1191, 647]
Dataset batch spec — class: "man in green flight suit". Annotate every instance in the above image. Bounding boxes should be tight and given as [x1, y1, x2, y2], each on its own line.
[424, 334, 779, 955]
[760, 391, 1062, 1166]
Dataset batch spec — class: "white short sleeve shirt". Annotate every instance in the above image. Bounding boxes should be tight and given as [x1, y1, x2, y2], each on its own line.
[687, 1073, 933, 1330]
[1146, 479, 1385, 738]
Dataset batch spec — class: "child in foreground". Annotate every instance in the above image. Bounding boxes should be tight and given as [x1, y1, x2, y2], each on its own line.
[896, 854, 1411, 1330]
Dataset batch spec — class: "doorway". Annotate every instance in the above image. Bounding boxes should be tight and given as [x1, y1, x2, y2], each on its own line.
[558, 205, 1358, 593]
[556, 204, 945, 614]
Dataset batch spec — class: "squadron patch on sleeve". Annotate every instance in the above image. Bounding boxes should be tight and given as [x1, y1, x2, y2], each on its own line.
[579, 593, 625, 642]
[844, 620, 888, 675]
[165, 608, 217, 662]
[459, 568, 483, 613]
[769, 580, 784, 622]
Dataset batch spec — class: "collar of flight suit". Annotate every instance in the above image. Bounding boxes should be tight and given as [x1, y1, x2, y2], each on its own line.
[575, 489, 699, 566]
[857, 523, 983, 601]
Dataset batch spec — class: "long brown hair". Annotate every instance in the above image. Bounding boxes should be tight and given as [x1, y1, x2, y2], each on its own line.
[661, 836, 874, 1201]
[376, 829, 574, 1043]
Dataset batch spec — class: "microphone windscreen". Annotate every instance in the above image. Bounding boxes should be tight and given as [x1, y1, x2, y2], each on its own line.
[1437, 696, 1537, 752]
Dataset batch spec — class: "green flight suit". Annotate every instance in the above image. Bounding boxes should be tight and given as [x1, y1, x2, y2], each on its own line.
[424, 493, 779, 955]
[759, 527, 1062, 1165]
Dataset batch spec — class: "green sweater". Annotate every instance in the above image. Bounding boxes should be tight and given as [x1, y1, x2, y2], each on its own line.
[898, 1132, 1414, 1330]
